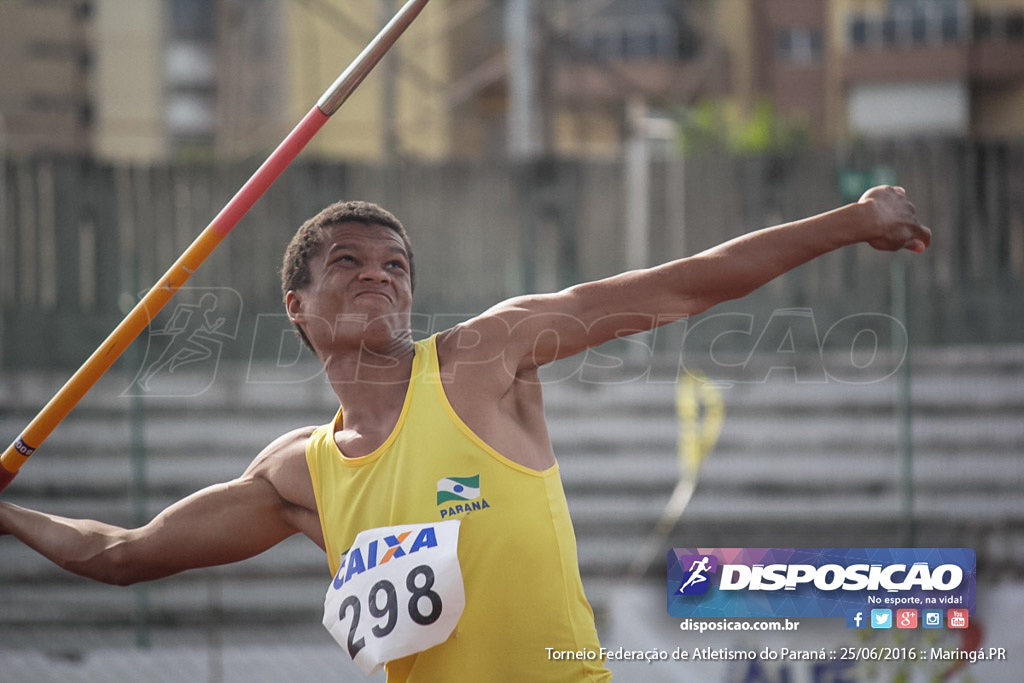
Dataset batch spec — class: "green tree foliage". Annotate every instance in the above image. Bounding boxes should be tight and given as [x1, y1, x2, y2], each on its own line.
[677, 99, 808, 155]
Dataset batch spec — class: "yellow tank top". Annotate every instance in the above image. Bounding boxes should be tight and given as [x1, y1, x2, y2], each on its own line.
[306, 335, 610, 682]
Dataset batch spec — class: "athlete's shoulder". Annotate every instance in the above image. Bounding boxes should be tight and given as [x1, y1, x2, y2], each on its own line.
[259, 425, 318, 461]
[243, 426, 320, 511]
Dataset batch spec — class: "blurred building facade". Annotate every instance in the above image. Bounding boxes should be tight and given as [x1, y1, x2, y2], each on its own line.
[531, 0, 1024, 151]
[0, 0, 1022, 163]
[0, 0, 452, 162]
[766, 0, 1024, 142]
[0, 0, 94, 156]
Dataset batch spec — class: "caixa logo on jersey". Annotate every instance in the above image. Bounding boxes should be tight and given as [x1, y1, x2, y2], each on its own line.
[667, 548, 976, 619]
[333, 525, 440, 590]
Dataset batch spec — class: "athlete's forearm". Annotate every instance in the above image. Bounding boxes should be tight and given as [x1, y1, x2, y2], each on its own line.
[0, 435, 317, 587]
[674, 202, 870, 309]
[652, 187, 929, 315]
[0, 502, 138, 585]
[2, 475, 305, 586]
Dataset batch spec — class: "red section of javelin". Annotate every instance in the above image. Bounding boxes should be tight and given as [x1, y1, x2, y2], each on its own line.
[211, 106, 329, 236]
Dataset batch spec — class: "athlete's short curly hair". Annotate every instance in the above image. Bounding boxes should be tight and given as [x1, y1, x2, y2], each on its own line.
[281, 200, 414, 349]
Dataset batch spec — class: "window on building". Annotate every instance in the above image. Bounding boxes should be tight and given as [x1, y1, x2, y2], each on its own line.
[848, 1, 967, 49]
[777, 27, 823, 65]
[974, 10, 1024, 43]
[578, 15, 680, 61]
[1006, 12, 1024, 42]
[849, 15, 870, 47]
[974, 13, 994, 41]
[171, 0, 216, 41]
[881, 16, 899, 45]
[940, 10, 960, 41]
[911, 14, 928, 44]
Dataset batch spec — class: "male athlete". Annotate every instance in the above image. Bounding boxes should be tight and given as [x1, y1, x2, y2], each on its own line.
[0, 188, 930, 681]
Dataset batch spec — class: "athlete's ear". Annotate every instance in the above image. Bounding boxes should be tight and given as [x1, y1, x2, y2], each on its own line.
[285, 290, 304, 324]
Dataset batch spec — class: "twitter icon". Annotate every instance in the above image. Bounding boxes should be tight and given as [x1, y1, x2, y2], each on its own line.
[870, 609, 893, 629]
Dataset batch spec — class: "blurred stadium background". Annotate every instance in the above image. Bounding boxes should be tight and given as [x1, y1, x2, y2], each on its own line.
[1, 1, 1022, 681]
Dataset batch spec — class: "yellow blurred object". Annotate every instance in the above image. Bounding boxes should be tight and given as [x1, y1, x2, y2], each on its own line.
[676, 370, 724, 479]
[629, 371, 723, 577]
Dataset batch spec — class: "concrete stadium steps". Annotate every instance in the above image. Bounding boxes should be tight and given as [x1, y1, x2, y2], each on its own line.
[1, 345, 1022, 647]
[546, 345, 1024, 578]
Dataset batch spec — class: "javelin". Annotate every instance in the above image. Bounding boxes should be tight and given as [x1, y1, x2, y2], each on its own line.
[0, 0, 431, 493]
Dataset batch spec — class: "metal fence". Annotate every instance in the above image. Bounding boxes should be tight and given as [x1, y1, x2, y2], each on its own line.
[1, 140, 1022, 369]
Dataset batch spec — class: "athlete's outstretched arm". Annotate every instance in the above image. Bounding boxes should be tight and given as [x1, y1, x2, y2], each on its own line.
[0, 428, 321, 586]
[468, 185, 931, 370]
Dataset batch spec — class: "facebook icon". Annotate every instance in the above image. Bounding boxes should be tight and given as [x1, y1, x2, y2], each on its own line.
[845, 609, 867, 629]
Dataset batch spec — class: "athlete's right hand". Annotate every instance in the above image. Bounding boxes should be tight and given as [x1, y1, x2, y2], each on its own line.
[859, 186, 931, 254]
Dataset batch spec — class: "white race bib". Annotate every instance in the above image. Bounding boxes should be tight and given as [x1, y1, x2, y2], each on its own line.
[323, 520, 465, 676]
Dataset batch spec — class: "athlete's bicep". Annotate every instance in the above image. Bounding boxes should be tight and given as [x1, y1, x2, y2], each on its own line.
[469, 276, 677, 372]
[117, 428, 319, 582]
[120, 473, 301, 581]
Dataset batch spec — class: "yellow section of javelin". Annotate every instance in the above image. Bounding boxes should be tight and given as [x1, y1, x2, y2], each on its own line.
[0, 228, 227, 474]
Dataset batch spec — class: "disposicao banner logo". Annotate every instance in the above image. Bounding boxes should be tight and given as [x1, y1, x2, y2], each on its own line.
[667, 548, 976, 619]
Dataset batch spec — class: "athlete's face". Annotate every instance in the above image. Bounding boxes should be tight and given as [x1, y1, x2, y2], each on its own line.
[286, 222, 413, 352]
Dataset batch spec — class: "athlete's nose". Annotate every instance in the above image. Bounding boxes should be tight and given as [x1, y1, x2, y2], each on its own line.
[358, 263, 391, 284]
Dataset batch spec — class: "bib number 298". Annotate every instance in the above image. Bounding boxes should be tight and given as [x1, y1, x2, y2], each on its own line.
[323, 520, 465, 676]
[340, 564, 442, 658]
